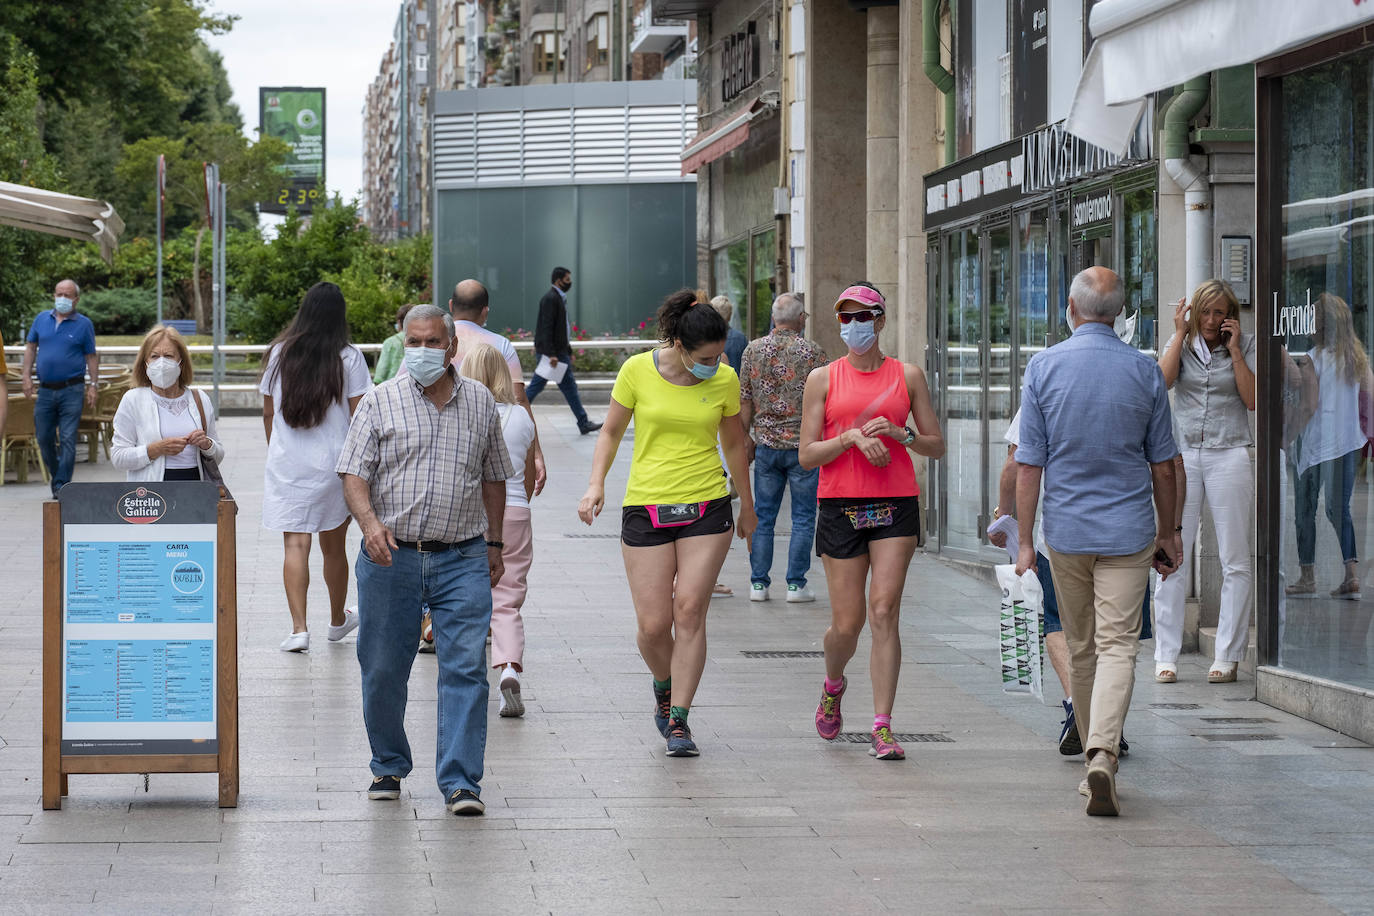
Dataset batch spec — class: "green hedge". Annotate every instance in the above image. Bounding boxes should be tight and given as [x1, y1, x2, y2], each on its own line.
[77, 288, 158, 336]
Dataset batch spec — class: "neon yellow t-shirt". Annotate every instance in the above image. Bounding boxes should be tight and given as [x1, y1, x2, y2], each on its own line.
[611, 349, 740, 506]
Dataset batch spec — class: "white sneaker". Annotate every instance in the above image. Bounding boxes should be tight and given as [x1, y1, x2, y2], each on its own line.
[280, 631, 309, 652]
[786, 584, 816, 603]
[499, 666, 524, 718]
[328, 607, 359, 642]
[750, 584, 769, 602]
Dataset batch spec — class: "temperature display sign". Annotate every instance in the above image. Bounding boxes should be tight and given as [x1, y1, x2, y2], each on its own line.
[260, 86, 326, 214]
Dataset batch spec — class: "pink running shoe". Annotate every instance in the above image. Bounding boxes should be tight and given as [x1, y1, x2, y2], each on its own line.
[814, 677, 846, 740]
[869, 726, 905, 761]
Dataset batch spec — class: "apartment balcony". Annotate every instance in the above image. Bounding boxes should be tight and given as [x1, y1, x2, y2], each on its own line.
[630, 3, 690, 54]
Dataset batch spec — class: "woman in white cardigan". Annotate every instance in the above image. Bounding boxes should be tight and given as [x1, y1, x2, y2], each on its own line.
[111, 326, 225, 481]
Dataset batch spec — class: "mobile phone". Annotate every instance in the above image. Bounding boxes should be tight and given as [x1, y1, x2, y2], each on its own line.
[1153, 548, 1175, 569]
[1220, 329, 1232, 345]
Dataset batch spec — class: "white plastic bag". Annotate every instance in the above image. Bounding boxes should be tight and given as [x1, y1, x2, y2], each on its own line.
[995, 564, 1045, 701]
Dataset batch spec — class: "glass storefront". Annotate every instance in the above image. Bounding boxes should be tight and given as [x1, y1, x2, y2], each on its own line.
[711, 225, 778, 340]
[927, 167, 1157, 557]
[1264, 46, 1374, 692]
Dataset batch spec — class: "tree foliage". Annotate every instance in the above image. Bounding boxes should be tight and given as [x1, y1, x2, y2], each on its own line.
[0, 39, 63, 339]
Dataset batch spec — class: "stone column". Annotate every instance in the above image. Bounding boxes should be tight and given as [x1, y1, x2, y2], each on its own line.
[803, 0, 868, 357]
[866, 6, 900, 356]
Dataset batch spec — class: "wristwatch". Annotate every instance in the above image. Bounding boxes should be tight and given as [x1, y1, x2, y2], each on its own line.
[900, 425, 916, 446]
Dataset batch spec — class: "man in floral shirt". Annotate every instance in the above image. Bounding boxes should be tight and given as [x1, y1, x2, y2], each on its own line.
[739, 292, 829, 602]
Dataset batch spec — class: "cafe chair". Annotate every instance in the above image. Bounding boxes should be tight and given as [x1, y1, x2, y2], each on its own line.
[2, 395, 50, 486]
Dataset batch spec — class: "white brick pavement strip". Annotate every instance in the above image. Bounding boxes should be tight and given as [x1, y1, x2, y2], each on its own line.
[0, 407, 1371, 913]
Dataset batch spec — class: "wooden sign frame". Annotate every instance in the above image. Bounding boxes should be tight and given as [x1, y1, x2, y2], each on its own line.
[42, 493, 239, 809]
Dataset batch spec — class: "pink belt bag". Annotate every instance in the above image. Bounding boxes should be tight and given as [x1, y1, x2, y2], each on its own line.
[646, 502, 710, 528]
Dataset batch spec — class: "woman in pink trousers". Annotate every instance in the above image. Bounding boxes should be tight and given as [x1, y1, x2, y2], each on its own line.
[461, 344, 539, 716]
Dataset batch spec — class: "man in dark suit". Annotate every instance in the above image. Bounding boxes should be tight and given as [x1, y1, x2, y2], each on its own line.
[525, 266, 602, 434]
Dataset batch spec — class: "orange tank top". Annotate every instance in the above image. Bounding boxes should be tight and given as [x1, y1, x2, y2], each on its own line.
[818, 356, 918, 499]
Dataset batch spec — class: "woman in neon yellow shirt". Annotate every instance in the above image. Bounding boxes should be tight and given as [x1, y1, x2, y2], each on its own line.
[578, 289, 757, 757]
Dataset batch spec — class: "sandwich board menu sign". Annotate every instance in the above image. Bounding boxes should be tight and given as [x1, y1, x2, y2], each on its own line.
[43, 482, 239, 808]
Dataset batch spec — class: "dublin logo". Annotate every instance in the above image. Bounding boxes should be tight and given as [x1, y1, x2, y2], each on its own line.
[116, 487, 168, 525]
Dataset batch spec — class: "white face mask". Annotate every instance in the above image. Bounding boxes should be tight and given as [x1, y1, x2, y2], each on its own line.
[54, 296, 74, 315]
[1064, 302, 1076, 332]
[404, 345, 449, 386]
[147, 356, 181, 389]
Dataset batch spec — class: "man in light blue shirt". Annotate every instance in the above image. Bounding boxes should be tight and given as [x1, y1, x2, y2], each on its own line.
[1014, 266, 1181, 818]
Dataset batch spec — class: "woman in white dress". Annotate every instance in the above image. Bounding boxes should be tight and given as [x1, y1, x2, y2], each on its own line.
[259, 282, 373, 652]
[111, 325, 226, 482]
[460, 343, 539, 717]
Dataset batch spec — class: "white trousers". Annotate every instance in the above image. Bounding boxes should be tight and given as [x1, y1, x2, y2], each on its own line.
[1154, 446, 1255, 664]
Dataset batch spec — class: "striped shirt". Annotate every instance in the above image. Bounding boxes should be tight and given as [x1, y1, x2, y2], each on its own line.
[336, 368, 514, 542]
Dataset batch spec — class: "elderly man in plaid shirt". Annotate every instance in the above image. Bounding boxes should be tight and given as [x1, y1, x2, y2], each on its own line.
[338, 304, 513, 817]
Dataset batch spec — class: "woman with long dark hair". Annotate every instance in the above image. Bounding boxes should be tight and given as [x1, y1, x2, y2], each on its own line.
[577, 289, 757, 757]
[260, 281, 373, 651]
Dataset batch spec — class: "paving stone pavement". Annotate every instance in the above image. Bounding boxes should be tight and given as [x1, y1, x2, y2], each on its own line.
[1, 407, 1373, 914]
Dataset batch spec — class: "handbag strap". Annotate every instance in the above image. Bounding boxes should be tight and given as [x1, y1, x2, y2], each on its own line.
[191, 387, 207, 431]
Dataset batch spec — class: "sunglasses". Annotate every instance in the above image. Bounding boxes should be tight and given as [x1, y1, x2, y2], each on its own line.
[837, 308, 884, 324]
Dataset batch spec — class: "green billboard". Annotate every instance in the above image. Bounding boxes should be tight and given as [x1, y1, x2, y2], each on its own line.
[259, 87, 326, 214]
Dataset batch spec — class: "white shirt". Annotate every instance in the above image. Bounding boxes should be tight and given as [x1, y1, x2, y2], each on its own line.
[496, 402, 537, 508]
[1005, 408, 1048, 557]
[1296, 348, 1366, 475]
[154, 391, 201, 468]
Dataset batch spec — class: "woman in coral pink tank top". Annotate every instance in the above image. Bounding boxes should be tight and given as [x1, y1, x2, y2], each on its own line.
[799, 282, 944, 761]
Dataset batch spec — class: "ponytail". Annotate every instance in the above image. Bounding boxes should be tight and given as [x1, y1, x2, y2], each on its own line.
[657, 288, 728, 352]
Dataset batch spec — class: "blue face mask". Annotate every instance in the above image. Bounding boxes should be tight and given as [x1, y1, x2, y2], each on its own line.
[840, 319, 877, 354]
[54, 296, 74, 315]
[404, 345, 449, 386]
[681, 350, 720, 380]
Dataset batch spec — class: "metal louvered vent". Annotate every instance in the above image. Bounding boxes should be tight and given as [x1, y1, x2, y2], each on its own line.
[1150, 703, 1203, 710]
[836, 733, 954, 744]
[433, 97, 695, 189]
[1195, 733, 1281, 742]
[740, 650, 824, 659]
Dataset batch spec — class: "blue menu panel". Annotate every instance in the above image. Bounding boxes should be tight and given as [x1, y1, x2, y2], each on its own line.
[66, 541, 214, 624]
[65, 640, 214, 723]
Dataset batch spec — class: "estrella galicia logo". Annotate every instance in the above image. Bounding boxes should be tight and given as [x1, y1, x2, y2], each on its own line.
[171, 560, 206, 595]
[117, 487, 167, 525]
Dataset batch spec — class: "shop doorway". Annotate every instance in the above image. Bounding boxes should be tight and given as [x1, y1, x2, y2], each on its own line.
[939, 222, 1014, 558]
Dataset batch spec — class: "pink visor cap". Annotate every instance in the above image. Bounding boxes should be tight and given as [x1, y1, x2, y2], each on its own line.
[834, 285, 885, 311]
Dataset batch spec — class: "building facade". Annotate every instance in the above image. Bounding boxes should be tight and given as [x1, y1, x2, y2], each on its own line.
[431, 80, 698, 334]
[364, 0, 696, 237]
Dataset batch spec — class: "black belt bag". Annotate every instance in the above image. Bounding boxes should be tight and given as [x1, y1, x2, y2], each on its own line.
[40, 375, 86, 390]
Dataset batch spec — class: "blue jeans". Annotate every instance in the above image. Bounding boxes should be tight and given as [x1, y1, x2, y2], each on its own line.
[1294, 448, 1360, 566]
[356, 537, 492, 798]
[749, 445, 819, 588]
[525, 352, 588, 426]
[33, 384, 85, 496]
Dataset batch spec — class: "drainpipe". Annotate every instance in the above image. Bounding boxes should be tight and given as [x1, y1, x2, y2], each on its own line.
[922, 0, 954, 165]
[1163, 75, 1211, 294]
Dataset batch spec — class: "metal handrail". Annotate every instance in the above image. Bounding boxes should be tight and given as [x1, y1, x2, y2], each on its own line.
[4, 338, 659, 359]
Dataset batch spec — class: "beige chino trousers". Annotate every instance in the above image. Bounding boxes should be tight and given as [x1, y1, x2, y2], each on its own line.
[1046, 544, 1154, 758]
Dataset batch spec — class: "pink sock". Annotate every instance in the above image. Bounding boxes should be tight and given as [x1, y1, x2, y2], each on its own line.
[824, 676, 844, 695]
[873, 714, 892, 732]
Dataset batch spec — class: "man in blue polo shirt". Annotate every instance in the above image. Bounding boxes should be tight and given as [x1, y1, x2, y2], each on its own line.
[21, 279, 98, 496]
[1014, 266, 1181, 818]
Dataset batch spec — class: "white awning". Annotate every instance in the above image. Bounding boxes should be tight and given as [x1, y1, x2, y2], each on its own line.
[1065, 0, 1374, 154]
[0, 181, 125, 263]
